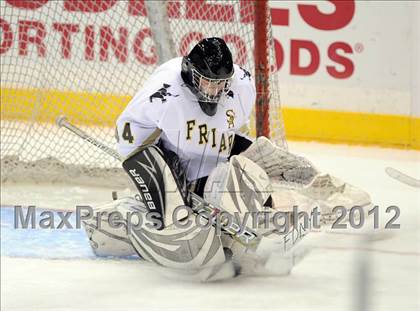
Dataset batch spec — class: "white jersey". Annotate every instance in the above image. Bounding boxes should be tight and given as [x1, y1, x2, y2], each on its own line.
[116, 57, 255, 181]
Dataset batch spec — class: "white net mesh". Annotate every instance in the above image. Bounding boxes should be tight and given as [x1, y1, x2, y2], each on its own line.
[1, 0, 284, 185]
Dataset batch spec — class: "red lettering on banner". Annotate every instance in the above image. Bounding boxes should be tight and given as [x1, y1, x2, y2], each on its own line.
[239, 0, 253, 24]
[186, 0, 234, 22]
[327, 42, 354, 78]
[5, 0, 48, 10]
[133, 28, 157, 65]
[179, 31, 204, 55]
[290, 40, 320, 75]
[223, 34, 246, 66]
[128, 0, 147, 16]
[167, 1, 181, 18]
[272, 38, 284, 72]
[128, 0, 181, 18]
[1, 0, 358, 79]
[298, 0, 355, 31]
[0, 19, 13, 54]
[239, 0, 288, 26]
[270, 7, 289, 26]
[18, 20, 46, 57]
[53, 23, 79, 59]
[99, 26, 128, 63]
[84, 25, 95, 60]
[64, 0, 117, 13]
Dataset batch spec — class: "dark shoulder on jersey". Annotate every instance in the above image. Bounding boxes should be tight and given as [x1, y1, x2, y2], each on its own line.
[146, 59, 182, 104]
[149, 83, 181, 103]
[231, 64, 254, 94]
[237, 65, 252, 82]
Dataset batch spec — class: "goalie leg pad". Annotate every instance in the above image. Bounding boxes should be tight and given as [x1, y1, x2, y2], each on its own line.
[123, 145, 227, 273]
[203, 154, 277, 255]
[82, 197, 142, 257]
[122, 145, 187, 230]
[298, 174, 372, 223]
[203, 155, 315, 276]
[204, 154, 273, 226]
[129, 217, 227, 272]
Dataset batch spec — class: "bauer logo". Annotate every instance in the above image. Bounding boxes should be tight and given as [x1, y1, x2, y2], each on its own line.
[128, 169, 157, 211]
[122, 149, 166, 231]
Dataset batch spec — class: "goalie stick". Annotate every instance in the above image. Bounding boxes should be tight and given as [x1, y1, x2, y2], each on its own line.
[56, 116, 260, 248]
[385, 167, 420, 188]
[56, 116, 122, 161]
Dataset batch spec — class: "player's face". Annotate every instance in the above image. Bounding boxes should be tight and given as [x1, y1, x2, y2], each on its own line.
[199, 78, 226, 98]
[192, 72, 232, 104]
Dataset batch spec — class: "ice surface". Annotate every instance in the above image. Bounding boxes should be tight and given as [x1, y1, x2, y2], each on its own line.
[1, 141, 419, 311]
[1, 207, 95, 259]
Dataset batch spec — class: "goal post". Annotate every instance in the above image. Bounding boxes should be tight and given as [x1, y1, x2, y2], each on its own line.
[0, 0, 285, 184]
[145, 1, 176, 64]
[254, 0, 271, 138]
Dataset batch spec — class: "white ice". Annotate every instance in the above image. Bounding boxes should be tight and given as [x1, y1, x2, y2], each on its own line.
[1, 141, 420, 311]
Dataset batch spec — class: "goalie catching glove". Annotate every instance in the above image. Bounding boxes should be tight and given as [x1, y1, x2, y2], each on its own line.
[242, 137, 318, 185]
[242, 137, 372, 223]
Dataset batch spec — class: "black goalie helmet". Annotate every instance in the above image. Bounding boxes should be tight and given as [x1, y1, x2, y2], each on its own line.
[181, 37, 234, 116]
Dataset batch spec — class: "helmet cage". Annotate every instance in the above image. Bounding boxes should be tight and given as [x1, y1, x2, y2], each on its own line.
[191, 68, 233, 103]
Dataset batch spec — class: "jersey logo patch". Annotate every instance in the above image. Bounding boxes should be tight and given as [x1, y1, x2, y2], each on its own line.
[226, 109, 235, 129]
[149, 83, 179, 103]
[239, 67, 251, 81]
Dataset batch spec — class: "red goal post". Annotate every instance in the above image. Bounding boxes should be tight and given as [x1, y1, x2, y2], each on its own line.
[254, 0, 271, 138]
[0, 0, 285, 184]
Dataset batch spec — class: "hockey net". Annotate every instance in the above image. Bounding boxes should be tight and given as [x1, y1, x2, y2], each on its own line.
[1, 0, 285, 185]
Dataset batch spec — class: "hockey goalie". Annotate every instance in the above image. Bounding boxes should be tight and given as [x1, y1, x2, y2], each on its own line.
[82, 38, 372, 281]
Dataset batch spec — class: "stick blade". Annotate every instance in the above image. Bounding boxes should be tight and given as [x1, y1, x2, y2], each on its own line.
[385, 167, 420, 188]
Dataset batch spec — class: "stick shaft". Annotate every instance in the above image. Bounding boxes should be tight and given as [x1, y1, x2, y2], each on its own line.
[56, 116, 122, 161]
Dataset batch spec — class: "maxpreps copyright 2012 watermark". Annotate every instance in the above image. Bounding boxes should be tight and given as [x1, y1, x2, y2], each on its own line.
[13, 205, 401, 235]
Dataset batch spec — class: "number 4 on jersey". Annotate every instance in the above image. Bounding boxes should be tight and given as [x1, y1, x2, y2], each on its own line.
[122, 122, 134, 143]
